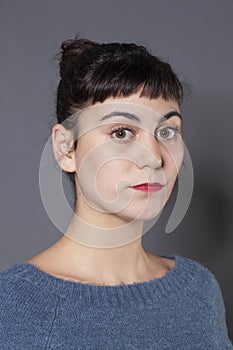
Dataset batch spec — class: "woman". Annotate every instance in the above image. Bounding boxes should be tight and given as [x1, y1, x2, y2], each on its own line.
[0, 35, 232, 349]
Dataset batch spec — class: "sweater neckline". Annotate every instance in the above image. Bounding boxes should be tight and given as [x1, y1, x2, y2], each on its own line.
[3, 254, 197, 307]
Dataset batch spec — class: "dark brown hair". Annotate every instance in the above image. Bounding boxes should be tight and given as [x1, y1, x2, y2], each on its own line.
[54, 34, 187, 208]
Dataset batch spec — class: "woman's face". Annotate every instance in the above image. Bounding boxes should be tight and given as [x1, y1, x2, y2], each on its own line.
[72, 93, 184, 223]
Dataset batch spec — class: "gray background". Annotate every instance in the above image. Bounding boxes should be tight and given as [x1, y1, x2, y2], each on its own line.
[0, 0, 232, 340]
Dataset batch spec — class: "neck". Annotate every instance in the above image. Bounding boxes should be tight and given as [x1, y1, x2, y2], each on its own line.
[58, 208, 152, 283]
[28, 205, 169, 285]
[65, 206, 144, 248]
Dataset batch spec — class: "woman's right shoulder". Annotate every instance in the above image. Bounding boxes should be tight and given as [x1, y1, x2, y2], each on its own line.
[0, 263, 62, 348]
[0, 262, 22, 283]
[0, 263, 32, 303]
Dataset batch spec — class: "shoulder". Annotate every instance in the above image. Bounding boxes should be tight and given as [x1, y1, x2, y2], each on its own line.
[178, 255, 226, 310]
[185, 255, 222, 288]
[0, 262, 33, 292]
[0, 263, 26, 298]
[0, 263, 60, 347]
[0, 262, 60, 313]
[179, 255, 222, 289]
[0, 263, 37, 313]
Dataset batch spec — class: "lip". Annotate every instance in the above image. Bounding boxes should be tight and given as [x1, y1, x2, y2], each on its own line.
[129, 183, 164, 193]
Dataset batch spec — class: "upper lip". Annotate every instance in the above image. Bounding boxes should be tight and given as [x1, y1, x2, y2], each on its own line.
[130, 182, 164, 187]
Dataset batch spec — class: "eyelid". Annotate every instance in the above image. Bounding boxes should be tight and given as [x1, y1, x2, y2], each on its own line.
[156, 124, 178, 131]
[109, 122, 138, 129]
[156, 123, 182, 133]
[110, 124, 138, 135]
[157, 120, 182, 128]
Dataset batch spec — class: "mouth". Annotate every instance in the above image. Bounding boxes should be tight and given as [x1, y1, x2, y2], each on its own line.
[129, 183, 164, 193]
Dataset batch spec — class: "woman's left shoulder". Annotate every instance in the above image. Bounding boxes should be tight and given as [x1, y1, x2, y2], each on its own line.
[179, 255, 226, 304]
[182, 255, 221, 284]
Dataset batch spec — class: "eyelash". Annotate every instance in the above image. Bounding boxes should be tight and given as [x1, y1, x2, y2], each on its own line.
[109, 125, 182, 143]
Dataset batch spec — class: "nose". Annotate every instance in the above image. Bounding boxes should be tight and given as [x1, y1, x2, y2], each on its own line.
[136, 131, 163, 169]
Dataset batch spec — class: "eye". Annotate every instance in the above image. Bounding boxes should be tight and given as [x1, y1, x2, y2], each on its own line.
[155, 126, 181, 141]
[110, 126, 136, 143]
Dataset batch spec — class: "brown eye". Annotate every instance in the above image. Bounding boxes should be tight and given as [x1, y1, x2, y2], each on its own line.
[115, 129, 127, 139]
[111, 127, 134, 142]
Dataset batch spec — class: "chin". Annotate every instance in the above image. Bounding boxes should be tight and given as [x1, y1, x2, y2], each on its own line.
[115, 204, 164, 222]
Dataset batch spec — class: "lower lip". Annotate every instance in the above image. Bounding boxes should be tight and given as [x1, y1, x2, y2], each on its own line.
[130, 184, 164, 192]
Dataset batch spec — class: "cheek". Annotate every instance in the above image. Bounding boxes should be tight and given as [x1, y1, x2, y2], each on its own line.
[96, 160, 130, 200]
[162, 143, 184, 179]
[75, 136, 100, 171]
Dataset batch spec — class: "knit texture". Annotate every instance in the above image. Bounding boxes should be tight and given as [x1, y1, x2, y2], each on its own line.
[0, 254, 232, 349]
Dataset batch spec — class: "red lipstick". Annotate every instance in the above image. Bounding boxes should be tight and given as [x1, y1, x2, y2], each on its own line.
[129, 183, 164, 192]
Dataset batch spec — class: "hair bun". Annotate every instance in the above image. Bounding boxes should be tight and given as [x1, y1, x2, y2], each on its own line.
[59, 35, 99, 78]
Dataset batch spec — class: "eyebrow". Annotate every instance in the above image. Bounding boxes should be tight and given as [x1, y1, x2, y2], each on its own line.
[162, 111, 183, 122]
[100, 111, 141, 123]
[99, 110, 182, 123]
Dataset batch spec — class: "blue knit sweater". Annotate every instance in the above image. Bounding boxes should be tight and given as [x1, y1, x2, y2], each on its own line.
[0, 254, 232, 349]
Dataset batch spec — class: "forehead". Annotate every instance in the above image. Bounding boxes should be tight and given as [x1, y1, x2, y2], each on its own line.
[69, 102, 182, 137]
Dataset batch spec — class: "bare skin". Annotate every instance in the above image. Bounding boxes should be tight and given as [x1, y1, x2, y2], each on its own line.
[25, 236, 175, 286]
[25, 93, 181, 286]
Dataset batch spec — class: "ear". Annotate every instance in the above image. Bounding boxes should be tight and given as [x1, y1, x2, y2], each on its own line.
[52, 123, 76, 173]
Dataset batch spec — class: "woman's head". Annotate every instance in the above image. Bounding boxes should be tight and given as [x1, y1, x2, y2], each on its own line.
[52, 35, 186, 222]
